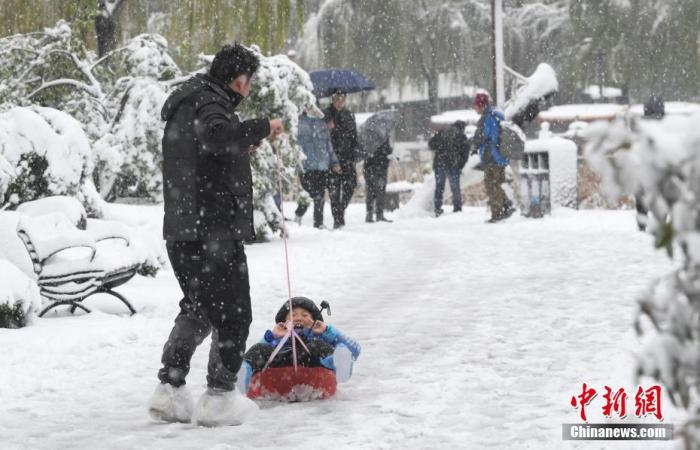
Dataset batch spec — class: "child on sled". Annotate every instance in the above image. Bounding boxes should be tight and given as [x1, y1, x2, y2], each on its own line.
[237, 297, 361, 398]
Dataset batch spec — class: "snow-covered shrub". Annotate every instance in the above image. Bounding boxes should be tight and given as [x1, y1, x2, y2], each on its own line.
[0, 259, 41, 328]
[585, 112, 700, 447]
[95, 78, 170, 200]
[240, 51, 317, 238]
[0, 23, 180, 203]
[0, 107, 103, 214]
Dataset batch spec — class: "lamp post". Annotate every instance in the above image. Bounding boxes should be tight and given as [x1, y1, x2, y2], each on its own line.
[492, 0, 505, 108]
[595, 47, 604, 102]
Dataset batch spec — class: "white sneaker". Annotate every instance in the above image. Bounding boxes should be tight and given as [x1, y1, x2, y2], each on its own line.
[193, 387, 259, 427]
[333, 345, 354, 383]
[148, 383, 194, 423]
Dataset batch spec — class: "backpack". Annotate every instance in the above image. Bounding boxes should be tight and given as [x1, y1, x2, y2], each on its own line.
[498, 120, 526, 161]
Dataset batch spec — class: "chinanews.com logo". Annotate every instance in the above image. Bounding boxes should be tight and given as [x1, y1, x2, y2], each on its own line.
[562, 383, 673, 441]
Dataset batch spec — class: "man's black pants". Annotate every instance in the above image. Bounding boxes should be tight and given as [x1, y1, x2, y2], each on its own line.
[365, 164, 388, 219]
[329, 160, 357, 225]
[158, 240, 252, 391]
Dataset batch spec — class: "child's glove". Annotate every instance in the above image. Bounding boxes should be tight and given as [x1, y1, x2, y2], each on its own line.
[312, 320, 327, 335]
[272, 322, 287, 338]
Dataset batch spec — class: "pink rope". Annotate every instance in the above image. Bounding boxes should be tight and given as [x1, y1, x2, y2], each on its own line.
[262, 137, 310, 372]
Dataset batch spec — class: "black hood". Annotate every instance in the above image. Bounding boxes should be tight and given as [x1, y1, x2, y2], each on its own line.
[161, 73, 244, 121]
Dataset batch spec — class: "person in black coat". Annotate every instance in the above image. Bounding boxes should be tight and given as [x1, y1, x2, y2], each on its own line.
[364, 139, 393, 222]
[325, 91, 359, 228]
[149, 43, 284, 426]
[428, 120, 470, 217]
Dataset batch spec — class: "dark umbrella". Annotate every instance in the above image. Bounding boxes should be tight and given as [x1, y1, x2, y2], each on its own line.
[309, 69, 375, 98]
[357, 109, 400, 161]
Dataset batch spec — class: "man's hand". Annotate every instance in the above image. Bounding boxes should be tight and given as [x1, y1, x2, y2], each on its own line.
[272, 322, 287, 338]
[269, 118, 284, 140]
[248, 142, 260, 155]
[311, 320, 327, 335]
[331, 164, 341, 174]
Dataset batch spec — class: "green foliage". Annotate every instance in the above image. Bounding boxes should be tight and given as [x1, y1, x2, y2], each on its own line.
[0, 303, 27, 329]
[137, 262, 160, 277]
[655, 220, 674, 257]
[4, 153, 50, 207]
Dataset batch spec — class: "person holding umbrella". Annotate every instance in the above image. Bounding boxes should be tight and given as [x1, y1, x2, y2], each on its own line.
[325, 91, 360, 229]
[357, 109, 400, 223]
[364, 138, 394, 223]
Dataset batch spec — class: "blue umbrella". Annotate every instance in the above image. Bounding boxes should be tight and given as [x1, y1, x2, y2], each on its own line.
[309, 69, 375, 98]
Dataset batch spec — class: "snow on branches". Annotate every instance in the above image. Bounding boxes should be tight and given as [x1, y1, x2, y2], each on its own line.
[0, 22, 316, 237]
[585, 112, 700, 446]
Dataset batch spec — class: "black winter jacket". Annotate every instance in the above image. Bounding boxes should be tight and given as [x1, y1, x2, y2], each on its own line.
[324, 105, 359, 163]
[428, 121, 470, 170]
[161, 73, 270, 241]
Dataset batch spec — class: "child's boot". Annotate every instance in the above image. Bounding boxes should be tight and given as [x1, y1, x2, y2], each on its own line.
[332, 343, 354, 383]
[235, 361, 253, 395]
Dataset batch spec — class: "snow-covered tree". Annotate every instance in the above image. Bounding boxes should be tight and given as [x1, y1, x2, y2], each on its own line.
[0, 22, 315, 236]
[93, 33, 181, 200]
[298, 0, 489, 114]
[585, 112, 700, 447]
[0, 20, 108, 140]
[0, 22, 181, 203]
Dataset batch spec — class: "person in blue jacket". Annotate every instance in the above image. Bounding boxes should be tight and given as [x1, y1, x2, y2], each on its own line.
[472, 92, 514, 223]
[237, 297, 361, 393]
[294, 108, 341, 228]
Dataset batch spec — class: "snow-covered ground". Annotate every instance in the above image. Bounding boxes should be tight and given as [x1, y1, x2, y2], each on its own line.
[0, 203, 683, 449]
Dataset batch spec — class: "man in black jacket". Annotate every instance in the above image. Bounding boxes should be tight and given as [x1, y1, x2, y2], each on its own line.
[149, 43, 284, 427]
[428, 120, 470, 217]
[325, 91, 359, 228]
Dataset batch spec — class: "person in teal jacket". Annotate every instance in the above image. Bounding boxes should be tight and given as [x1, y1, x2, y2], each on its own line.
[294, 110, 341, 228]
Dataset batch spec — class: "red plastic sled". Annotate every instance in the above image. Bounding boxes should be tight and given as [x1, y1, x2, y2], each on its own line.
[247, 366, 337, 402]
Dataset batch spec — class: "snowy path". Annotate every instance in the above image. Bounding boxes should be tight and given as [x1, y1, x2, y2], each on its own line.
[0, 205, 680, 449]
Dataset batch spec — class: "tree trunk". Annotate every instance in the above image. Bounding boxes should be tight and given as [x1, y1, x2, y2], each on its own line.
[95, 0, 124, 57]
[426, 70, 439, 116]
[95, 12, 117, 57]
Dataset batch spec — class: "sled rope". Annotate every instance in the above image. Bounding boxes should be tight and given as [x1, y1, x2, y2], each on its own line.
[264, 137, 309, 372]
